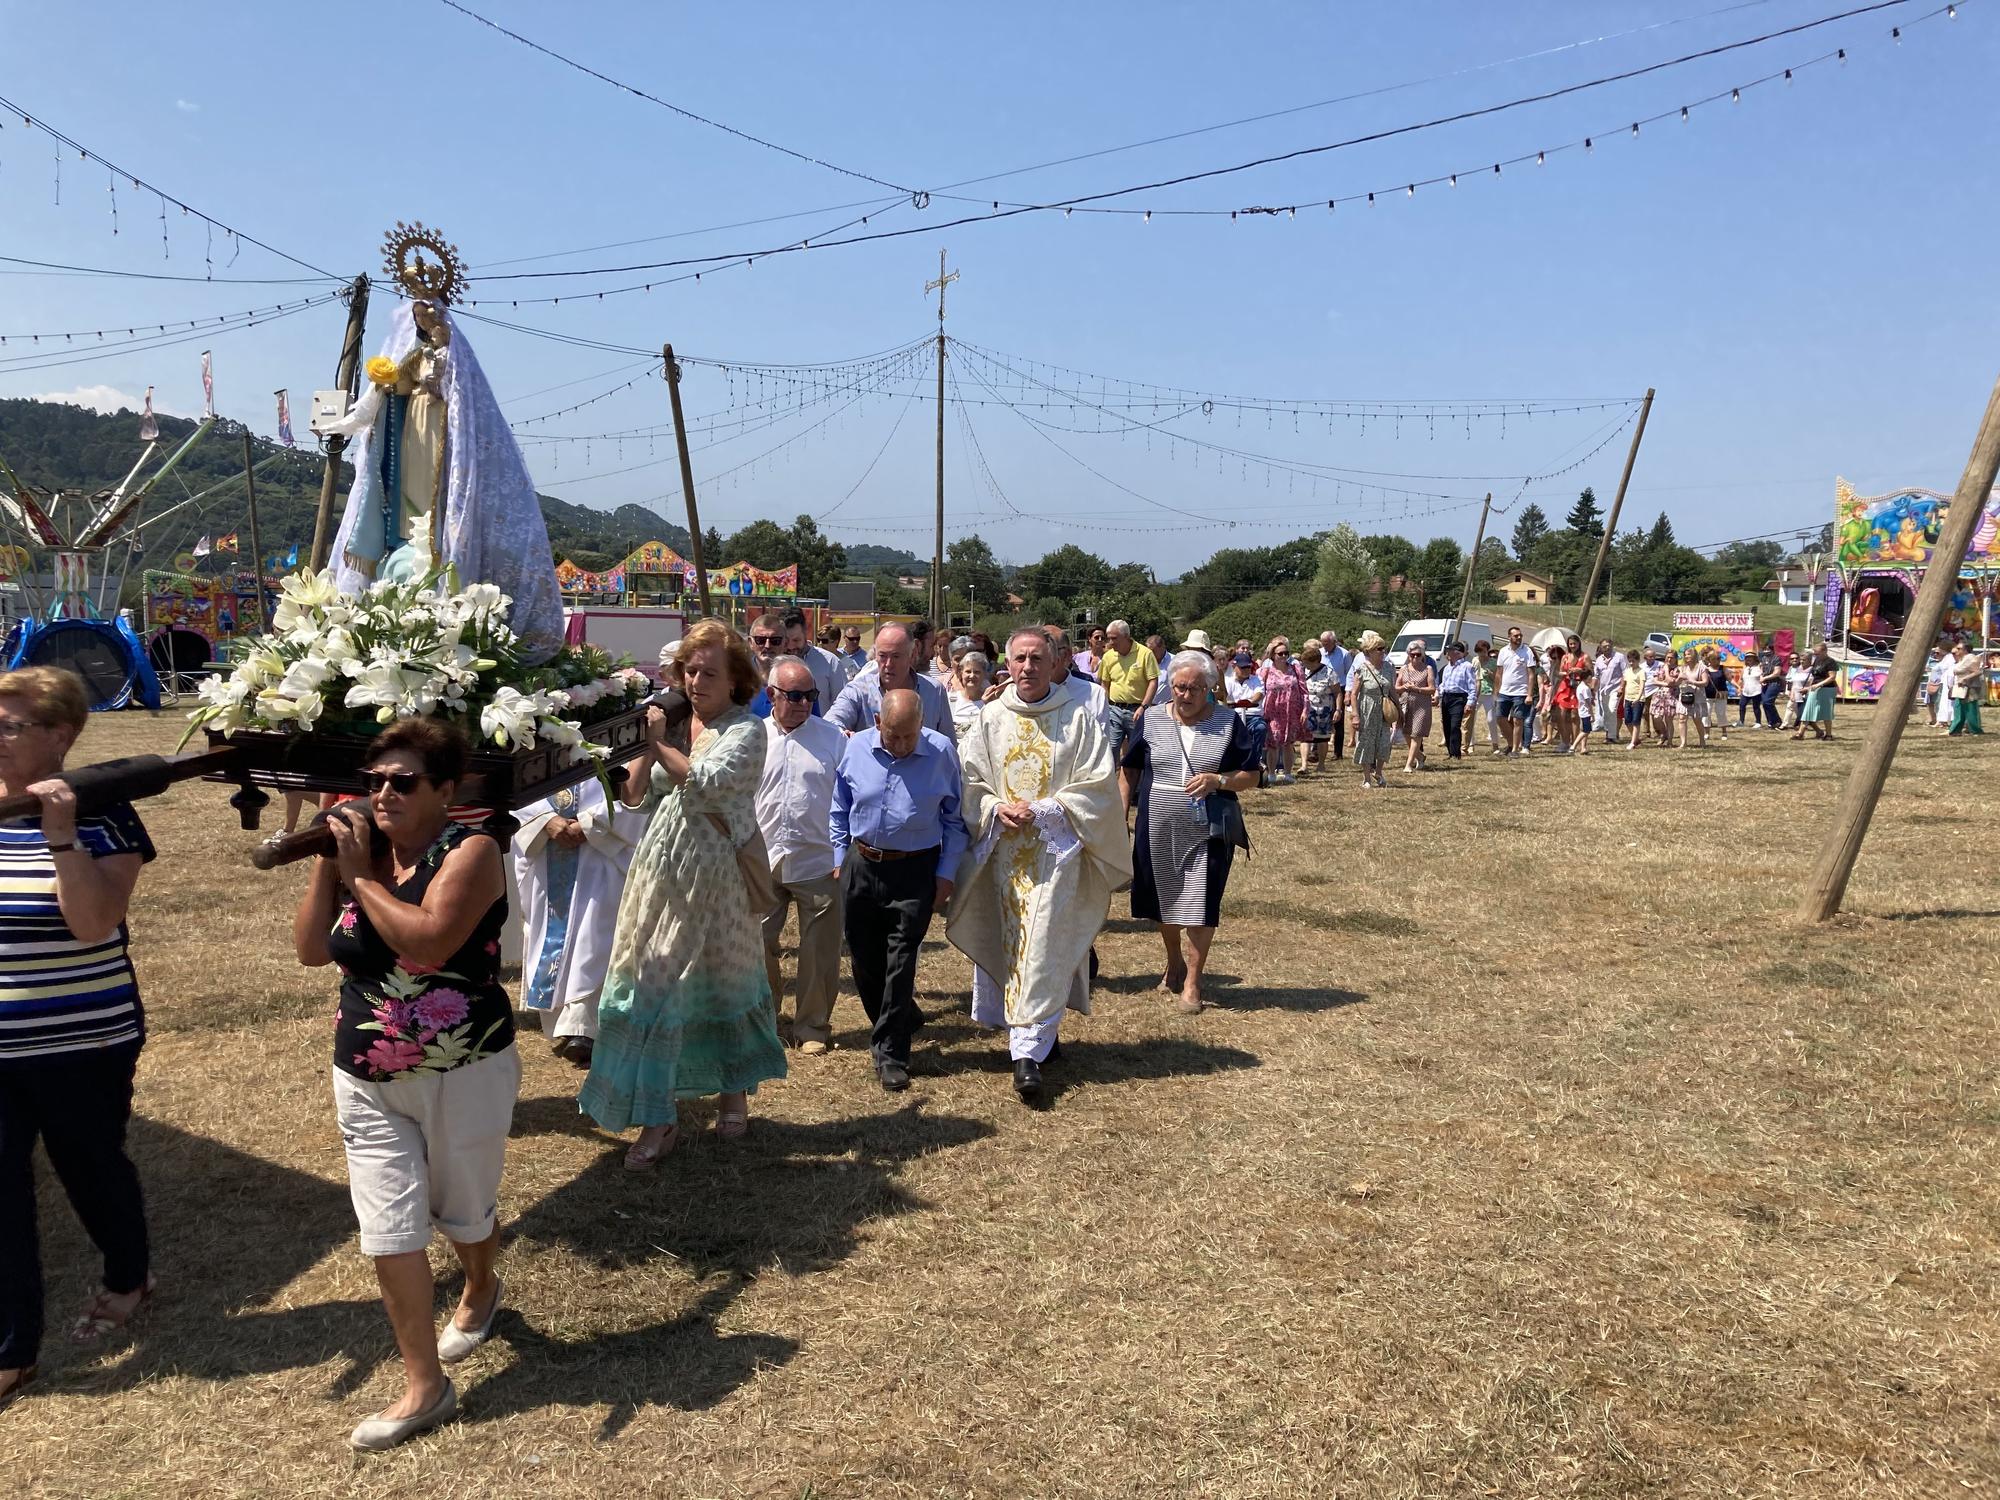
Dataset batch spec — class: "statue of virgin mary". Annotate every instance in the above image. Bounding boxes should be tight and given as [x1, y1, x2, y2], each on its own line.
[321, 297, 565, 663]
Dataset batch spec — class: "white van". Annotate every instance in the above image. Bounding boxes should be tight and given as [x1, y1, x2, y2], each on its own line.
[1388, 617, 1493, 669]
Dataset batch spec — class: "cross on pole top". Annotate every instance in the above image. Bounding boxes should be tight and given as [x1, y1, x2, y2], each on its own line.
[925, 248, 959, 328]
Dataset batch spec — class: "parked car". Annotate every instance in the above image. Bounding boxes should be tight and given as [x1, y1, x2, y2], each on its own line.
[1388, 617, 1494, 669]
[1643, 630, 1673, 657]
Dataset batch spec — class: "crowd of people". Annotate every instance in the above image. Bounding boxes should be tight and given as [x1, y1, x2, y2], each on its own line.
[2, 603, 1989, 1450]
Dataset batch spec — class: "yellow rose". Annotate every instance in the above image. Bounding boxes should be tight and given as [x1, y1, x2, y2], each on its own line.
[365, 355, 399, 387]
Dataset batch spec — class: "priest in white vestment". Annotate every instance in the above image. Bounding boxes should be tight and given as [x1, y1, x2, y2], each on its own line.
[948, 626, 1131, 1104]
[512, 777, 648, 1065]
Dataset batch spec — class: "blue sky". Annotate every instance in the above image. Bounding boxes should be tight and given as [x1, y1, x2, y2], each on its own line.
[3, 0, 1996, 570]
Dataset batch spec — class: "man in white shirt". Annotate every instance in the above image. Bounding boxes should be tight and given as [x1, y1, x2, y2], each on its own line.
[756, 656, 848, 1054]
[1493, 625, 1540, 757]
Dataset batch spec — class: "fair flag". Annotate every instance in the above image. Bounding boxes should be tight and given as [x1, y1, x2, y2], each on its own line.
[201, 350, 214, 418]
[275, 388, 295, 447]
[192, 534, 212, 558]
[215, 532, 240, 554]
[138, 386, 159, 441]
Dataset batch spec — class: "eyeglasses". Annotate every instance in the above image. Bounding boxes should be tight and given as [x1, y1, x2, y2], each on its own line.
[750, 633, 783, 647]
[360, 769, 429, 796]
[0, 718, 48, 740]
[773, 687, 819, 704]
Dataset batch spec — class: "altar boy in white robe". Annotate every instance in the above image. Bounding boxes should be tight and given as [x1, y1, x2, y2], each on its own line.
[948, 627, 1131, 1105]
[512, 777, 648, 1067]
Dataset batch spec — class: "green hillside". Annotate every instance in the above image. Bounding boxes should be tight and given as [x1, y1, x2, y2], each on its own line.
[0, 397, 687, 577]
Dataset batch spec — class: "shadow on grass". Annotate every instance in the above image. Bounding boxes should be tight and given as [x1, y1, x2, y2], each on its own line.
[38, 1117, 381, 1398]
[1873, 906, 2000, 922]
[938, 1037, 1260, 1106]
[1208, 980, 1366, 1015]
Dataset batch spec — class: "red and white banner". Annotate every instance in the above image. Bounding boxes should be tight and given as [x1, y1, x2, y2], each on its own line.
[201, 350, 214, 418]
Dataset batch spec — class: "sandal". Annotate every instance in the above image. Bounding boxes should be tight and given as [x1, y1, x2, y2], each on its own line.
[70, 1274, 155, 1345]
[716, 1106, 750, 1141]
[623, 1124, 678, 1172]
[0, 1366, 35, 1413]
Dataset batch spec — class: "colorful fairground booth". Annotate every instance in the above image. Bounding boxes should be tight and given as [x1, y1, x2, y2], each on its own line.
[1830, 477, 2000, 701]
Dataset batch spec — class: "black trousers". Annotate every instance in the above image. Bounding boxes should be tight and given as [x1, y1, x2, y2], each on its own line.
[1329, 703, 1346, 761]
[1440, 692, 1469, 757]
[0, 1043, 149, 1369]
[842, 849, 939, 1064]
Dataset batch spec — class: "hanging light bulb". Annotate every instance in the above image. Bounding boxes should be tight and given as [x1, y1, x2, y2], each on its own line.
[1948, 4, 1957, 16]
[1892, 25, 1900, 41]
[1536, 150, 1545, 165]
[1406, 183, 1414, 196]
[1584, 137, 1593, 152]
[1681, 105, 1690, 120]
[1784, 68, 1793, 83]
[1367, 191, 1375, 204]
[1287, 205, 1295, 218]
[1631, 121, 1640, 136]
[1492, 162, 1501, 175]
[1449, 173, 1457, 188]
[1143, 209, 1151, 223]
[1732, 87, 1741, 102]
[1838, 47, 1847, 62]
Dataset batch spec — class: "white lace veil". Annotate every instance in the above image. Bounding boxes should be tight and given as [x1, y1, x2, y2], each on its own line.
[325, 302, 565, 663]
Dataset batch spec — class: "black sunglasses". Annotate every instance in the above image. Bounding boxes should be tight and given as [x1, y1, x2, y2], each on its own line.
[360, 769, 430, 796]
[773, 687, 819, 705]
[750, 633, 783, 646]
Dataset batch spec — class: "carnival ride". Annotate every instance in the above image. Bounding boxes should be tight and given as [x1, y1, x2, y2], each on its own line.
[1832, 477, 2000, 700]
[0, 416, 253, 710]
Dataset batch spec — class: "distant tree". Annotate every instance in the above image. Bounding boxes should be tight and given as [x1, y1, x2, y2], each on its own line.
[701, 526, 725, 562]
[944, 534, 1005, 610]
[1361, 532, 1419, 587]
[1179, 537, 1321, 619]
[1470, 536, 1512, 604]
[1564, 487, 1605, 538]
[784, 514, 848, 597]
[1646, 511, 1676, 550]
[1014, 544, 1114, 607]
[1311, 524, 1376, 613]
[720, 519, 792, 568]
[1411, 537, 1465, 615]
[1511, 503, 1550, 558]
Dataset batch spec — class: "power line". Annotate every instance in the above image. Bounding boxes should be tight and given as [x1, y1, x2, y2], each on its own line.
[0, 92, 344, 280]
[460, 0, 1940, 302]
[432, 0, 920, 194]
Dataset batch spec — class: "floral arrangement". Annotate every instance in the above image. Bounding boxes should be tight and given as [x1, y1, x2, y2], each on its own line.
[185, 525, 652, 764]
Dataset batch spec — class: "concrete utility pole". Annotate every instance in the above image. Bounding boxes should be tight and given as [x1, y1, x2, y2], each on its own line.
[308, 274, 370, 570]
[1573, 387, 1656, 640]
[925, 249, 959, 627]
[1797, 373, 2000, 922]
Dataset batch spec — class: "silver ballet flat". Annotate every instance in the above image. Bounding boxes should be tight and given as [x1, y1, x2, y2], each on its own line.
[349, 1379, 458, 1453]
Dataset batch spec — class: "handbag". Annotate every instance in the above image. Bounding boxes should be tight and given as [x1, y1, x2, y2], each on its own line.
[1181, 734, 1251, 853]
[710, 814, 779, 912]
[1374, 664, 1401, 726]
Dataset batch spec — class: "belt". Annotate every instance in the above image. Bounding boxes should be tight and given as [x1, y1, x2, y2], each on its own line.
[854, 841, 939, 863]
[1110, 698, 1145, 709]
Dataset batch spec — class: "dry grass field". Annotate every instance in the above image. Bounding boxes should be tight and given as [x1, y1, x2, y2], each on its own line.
[4, 706, 1996, 1497]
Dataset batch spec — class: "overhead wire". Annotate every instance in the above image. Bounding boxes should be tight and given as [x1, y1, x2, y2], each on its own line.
[0, 92, 344, 279]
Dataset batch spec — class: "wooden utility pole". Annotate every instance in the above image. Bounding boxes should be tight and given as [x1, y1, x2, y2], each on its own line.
[1573, 386, 1656, 640]
[240, 430, 268, 634]
[663, 344, 713, 619]
[1797, 373, 2000, 923]
[1450, 493, 1492, 646]
[925, 249, 958, 626]
[308, 274, 370, 570]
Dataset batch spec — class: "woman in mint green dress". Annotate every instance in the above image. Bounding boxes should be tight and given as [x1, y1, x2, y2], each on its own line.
[580, 621, 786, 1168]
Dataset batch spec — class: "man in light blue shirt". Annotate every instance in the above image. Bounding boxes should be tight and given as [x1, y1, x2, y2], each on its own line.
[827, 622, 954, 738]
[830, 688, 967, 1092]
[1436, 639, 1477, 759]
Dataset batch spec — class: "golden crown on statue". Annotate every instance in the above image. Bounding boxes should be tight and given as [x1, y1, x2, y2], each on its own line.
[381, 221, 468, 305]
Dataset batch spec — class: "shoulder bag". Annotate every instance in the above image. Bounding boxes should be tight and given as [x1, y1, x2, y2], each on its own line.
[1375, 664, 1401, 727]
[1181, 727, 1250, 853]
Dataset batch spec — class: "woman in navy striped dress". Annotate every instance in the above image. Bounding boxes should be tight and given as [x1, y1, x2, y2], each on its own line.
[0, 667, 156, 1411]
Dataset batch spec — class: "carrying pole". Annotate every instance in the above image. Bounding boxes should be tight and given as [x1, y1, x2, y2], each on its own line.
[308, 274, 370, 570]
[1573, 387, 1655, 640]
[1796, 373, 2000, 922]
[1450, 493, 1492, 646]
[663, 345, 712, 619]
[924, 250, 958, 627]
[242, 430, 269, 634]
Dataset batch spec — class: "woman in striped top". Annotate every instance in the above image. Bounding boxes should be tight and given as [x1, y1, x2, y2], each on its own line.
[0, 666, 155, 1411]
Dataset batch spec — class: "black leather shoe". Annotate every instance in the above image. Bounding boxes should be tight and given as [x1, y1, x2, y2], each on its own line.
[877, 1058, 911, 1092]
[562, 1039, 593, 1069]
[1012, 1058, 1043, 1102]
